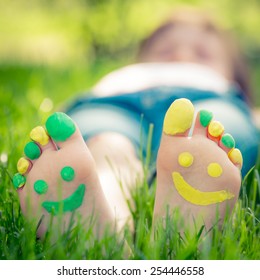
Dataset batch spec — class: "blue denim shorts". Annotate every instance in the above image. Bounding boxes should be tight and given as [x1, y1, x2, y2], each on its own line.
[66, 86, 259, 177]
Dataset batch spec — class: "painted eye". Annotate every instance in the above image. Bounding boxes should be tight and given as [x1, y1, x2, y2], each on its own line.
[207, 163, 223, 178]
[178, 152, 194, 168]
[60, 166, 75, 182]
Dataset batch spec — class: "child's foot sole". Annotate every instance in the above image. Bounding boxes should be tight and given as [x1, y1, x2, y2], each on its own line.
[154, 98, 242, 231]
[13, 112, 114, 237]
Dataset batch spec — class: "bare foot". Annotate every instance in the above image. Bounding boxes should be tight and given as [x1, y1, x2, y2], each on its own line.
[13, 112, 114, 238]
[154, 98, 243, 231]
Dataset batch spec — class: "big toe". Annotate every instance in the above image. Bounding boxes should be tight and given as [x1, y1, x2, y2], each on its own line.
[163, 98, 195, 137]
[45, 112, 85, 149]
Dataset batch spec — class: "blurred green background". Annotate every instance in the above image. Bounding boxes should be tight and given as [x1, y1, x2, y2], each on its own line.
[1, 0, 260, 65]
[1, 0, 260, 161]
[1, 0, 260, 260]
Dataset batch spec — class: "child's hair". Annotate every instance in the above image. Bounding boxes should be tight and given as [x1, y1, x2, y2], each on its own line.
[137, 8, 251, 104]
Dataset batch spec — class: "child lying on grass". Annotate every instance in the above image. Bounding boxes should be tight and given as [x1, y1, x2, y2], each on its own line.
[12, 8, 259, 238]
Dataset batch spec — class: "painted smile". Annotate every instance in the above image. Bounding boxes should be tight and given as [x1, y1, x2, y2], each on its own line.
[172, 172, 234, 206]
[42, 184, 86, 215]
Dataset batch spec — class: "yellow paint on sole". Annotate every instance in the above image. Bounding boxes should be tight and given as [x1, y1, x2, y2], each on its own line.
[172, 172, 234, 206]
[207, 162, 223, 178]
[163, 98, 194, 135]
[30, 126, 50, 146]
[178, 152, 194, 167]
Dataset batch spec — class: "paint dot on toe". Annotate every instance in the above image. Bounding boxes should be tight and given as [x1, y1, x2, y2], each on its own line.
[17, 157, 30, 174]
[228, 148, 243, 167]
[221, 133, 235, 149]
[208, 121, 224, 138]
[178, 152, 194, 167]
[207, 163, 223, 178]
[24, 141, 41, 160]
[34, 180, 49, 194]
[45, 112, 76, 142]
[199, 110, 213, 127]
[60, 166, 75, 182]
[13, 173, 26, 189]
[30, 126, 50, 146]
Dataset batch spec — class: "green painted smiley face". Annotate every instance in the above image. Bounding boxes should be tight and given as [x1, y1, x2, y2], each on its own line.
[34, 166, 86, 215]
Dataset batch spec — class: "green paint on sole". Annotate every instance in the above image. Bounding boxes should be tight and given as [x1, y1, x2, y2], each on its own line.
[199, 110, 213, 127]
[24, 141, 41, 160]
[221, 133, 235, 149]
[34, 179, 49, 195]
[42, 184, 86, 215]
[45, 112, 76, 142]
[61, 166, 75, 182]
[13, 173, 26, 189]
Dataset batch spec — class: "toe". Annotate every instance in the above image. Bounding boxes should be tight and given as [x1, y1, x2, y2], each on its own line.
[207, 120, 224, 142]
[24, 141, 42, 161]
[163, 98, 194, 136]
[13, 173, 26, 190]
[219, 133, 235, 154]
[30, 126, 50, 146]
[30, 126, 56, 152]
[193, 109, 213, 136]
[228, 148, 243, 169]
[45, 112, 84, 149]
[17, 157, 32, 175]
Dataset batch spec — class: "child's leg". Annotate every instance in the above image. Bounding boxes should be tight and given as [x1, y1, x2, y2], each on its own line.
[87, 132, 144, 231]
[154, 98, 242, 231]
[13, 113, 115, 237]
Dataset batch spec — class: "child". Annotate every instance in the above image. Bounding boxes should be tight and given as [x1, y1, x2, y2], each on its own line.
[13, 8, 259, 237]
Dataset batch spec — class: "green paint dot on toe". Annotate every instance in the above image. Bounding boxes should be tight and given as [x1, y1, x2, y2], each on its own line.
[24, 141, 41, 160]
[45, 112, 76, 142]
[61, 166, 75, 182]
[34, 180, 49, 195]
[13, 173, 26, 189]
[221, 134, 235, 149]
[199, 110, 213, 127]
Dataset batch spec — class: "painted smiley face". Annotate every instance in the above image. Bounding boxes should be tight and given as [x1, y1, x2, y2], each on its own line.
[172, 152, 234, 206]
[34, 166, 86, 215]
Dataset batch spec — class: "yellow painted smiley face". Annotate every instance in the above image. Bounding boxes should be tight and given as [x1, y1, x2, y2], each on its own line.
[172, 152, 234, 206]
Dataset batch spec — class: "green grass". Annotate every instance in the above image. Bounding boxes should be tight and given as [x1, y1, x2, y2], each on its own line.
[0, 0, 260, 261]
[0, 62, 259, 259]
[1, 151, 260, 260]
